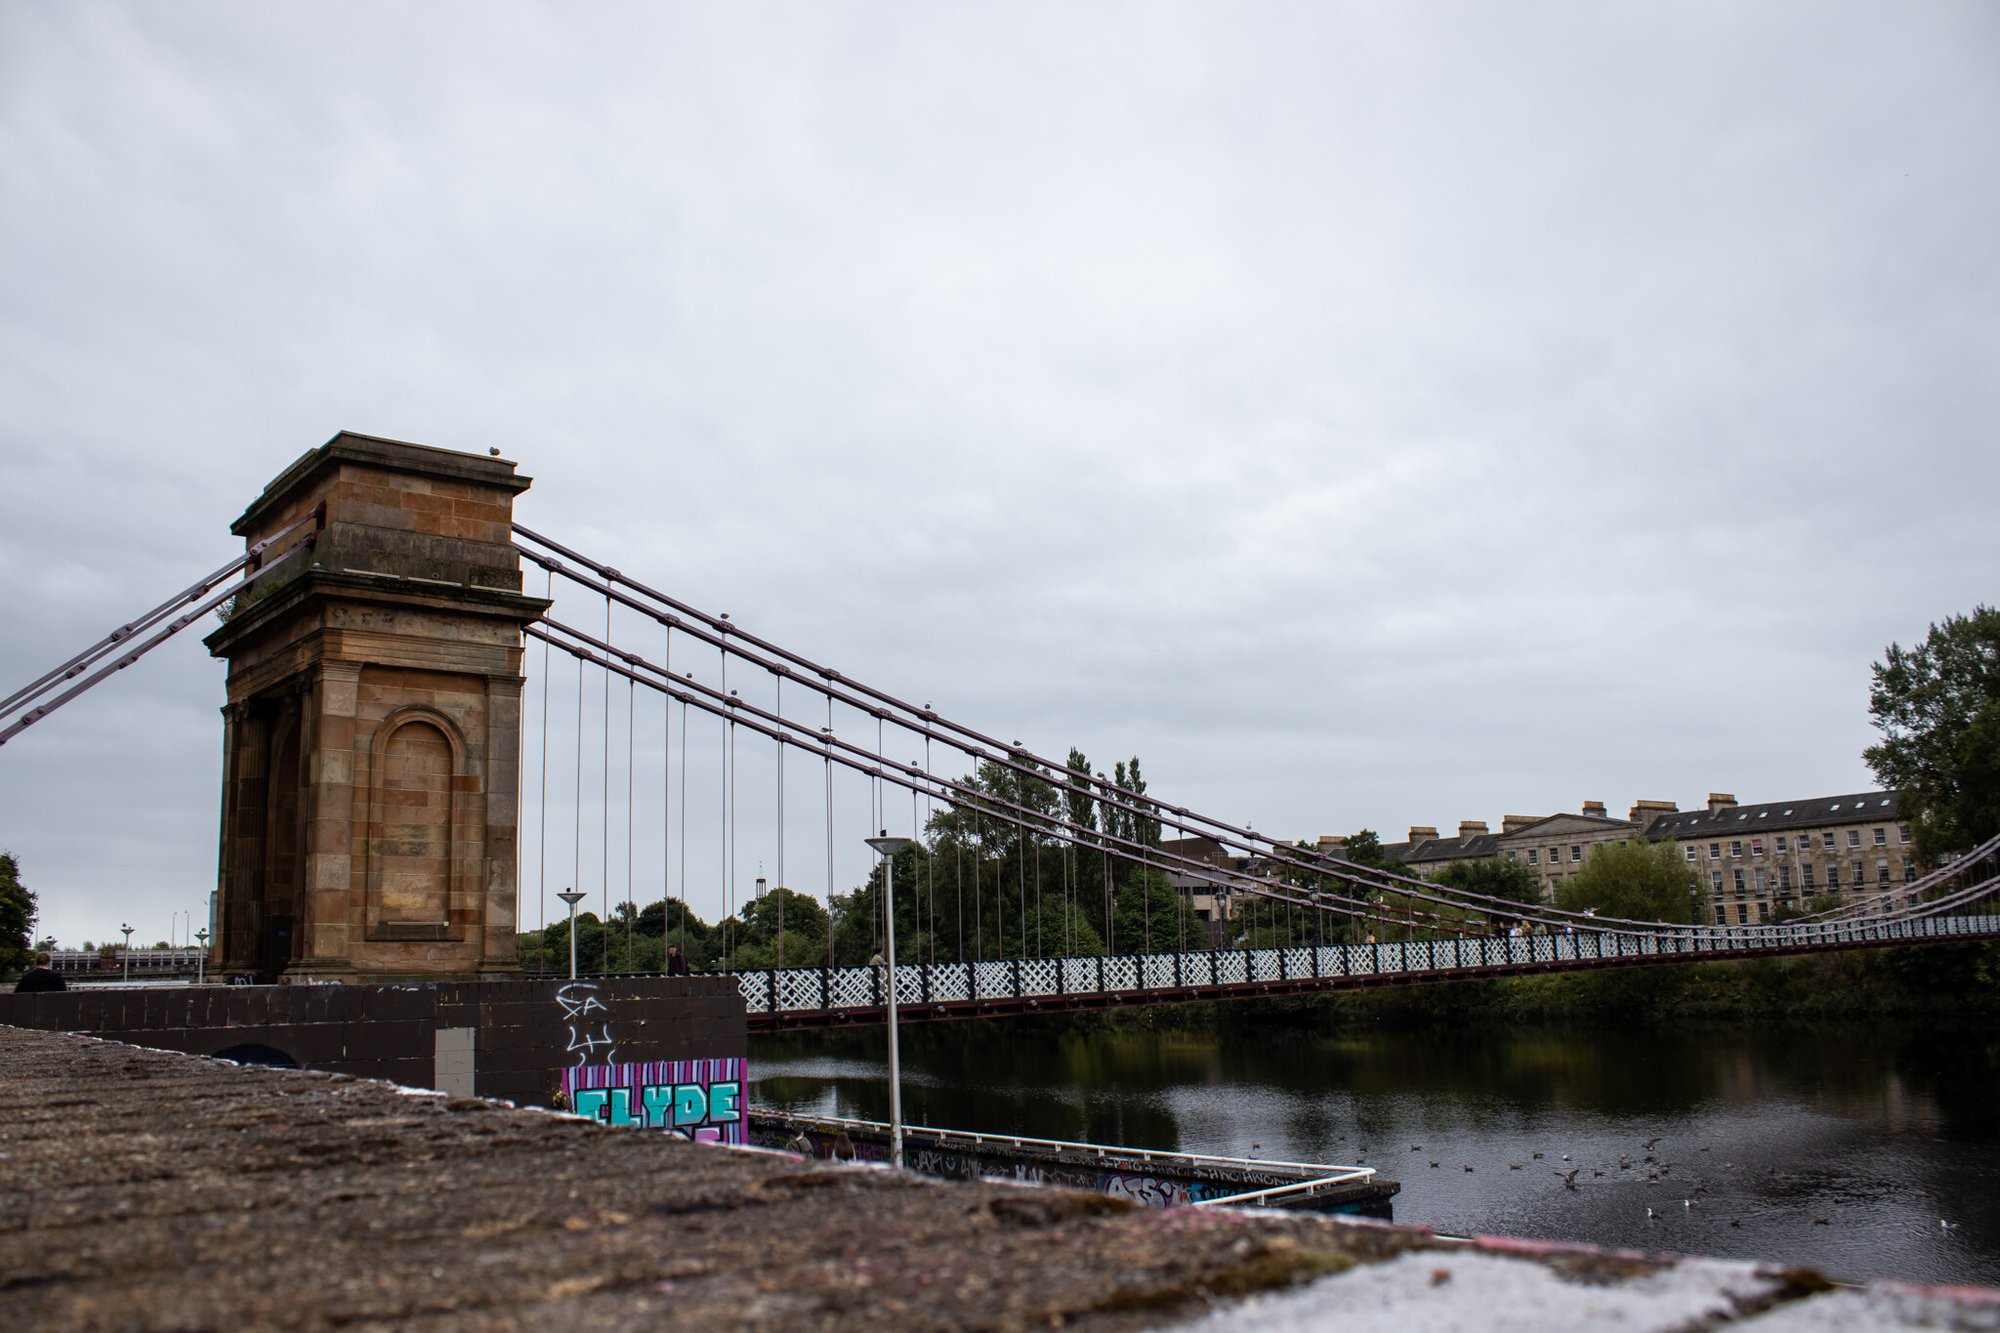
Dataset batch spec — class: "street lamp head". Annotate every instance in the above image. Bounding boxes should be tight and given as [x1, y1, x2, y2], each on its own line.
[196, 928, 209, 946]
[865, 830, 915, 856]
[556, 889, 587, 908]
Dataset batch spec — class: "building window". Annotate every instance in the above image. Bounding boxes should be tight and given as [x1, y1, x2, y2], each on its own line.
[1750, 837, 1763, 856]
[1827, 863, 1840, 886]
[1754, 869, 1767, 891]
[1903, 856, 1915, 883]
[1715, 906, 1728, 925]
[1802, 863, 1815, 887]
[1876, 860, 1891, 885]
[1711, 869, 1724, 891]
[1899, 825, 1912, 844]
[1776, 835, 1788, 853]
[1737, 904, 1750, 924]
[1731, 840, 1743, 858]
[1847, 829, 1862, 848]
[1851, 859, 1864, 886]
[1778, 865, 1792, 889]
[1756, 901, 1769, 923]
[1872, 827, 1887, 846]
[1710, 843, 1722, 859]
[1527, 849, 1538, 865]
[1685, 846, 1698, 862]
[1570, 844, 1582, 862]
[1822, 832, 1836, 850]
[1733, 869, 1746, 892]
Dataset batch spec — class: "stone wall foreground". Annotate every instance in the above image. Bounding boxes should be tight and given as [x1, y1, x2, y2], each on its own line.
[6, 1024, 2000, 1331]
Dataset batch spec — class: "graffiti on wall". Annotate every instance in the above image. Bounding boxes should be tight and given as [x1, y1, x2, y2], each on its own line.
[902, 1146, 1239, 1206]
[554, 982, 617, 1067]
[562, 1058, 747, 1145]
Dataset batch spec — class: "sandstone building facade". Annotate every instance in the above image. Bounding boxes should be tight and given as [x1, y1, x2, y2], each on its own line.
[1379, 790, 1913, 925]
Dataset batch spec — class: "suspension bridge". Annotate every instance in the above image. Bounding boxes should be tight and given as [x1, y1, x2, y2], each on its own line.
[5, 434, 1996, 1022]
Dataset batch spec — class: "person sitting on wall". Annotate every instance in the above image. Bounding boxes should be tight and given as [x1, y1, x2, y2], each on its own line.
[665, 945, 691, 977]
[14, 951, 65, 993]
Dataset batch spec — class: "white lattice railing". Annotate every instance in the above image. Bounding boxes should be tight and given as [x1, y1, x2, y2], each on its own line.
[726, 913, 2000, 1015]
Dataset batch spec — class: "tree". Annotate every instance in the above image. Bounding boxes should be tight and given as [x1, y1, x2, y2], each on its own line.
[1865, 606, 2000, 861]
[0, 852, 35, 976]
[1433, 855, 1545, 909]
[1555, 841, 1699, 924]
[1341, 829, 1387, 869]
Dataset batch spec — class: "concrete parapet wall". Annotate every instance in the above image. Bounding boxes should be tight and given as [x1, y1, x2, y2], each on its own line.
[0, 975, 745, 1107]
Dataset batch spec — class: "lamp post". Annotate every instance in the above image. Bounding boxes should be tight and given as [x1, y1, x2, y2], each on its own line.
[195, 928, 209, 985]
[557, 889, 587, 981]
[119, 923, 133, 982]
[865, 830, 914, 1168]
[771, 878, 784, 969]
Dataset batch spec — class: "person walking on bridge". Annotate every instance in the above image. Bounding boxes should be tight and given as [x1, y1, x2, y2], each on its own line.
[13, 951, 65, 993]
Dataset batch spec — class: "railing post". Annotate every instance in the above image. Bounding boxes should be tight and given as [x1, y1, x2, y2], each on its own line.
[920, 960, 931, 1005]
[1096, 954, 1106, 995]
[1011, 958, 1022, 1000]
[821, 965, 831, 1013]
[767, 969, 777, 1013]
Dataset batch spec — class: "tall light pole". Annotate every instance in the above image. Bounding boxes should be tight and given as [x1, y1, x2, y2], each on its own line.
[120, 923, 133, 983]
[865, 831, 914, 1168]
[557, 889, 587, 981]
[195, 928, 209, 985]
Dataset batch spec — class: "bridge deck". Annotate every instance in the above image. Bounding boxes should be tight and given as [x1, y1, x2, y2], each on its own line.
[732, 913, 2000, 1031]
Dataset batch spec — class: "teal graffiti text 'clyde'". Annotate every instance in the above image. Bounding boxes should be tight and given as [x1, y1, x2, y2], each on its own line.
[573, 1081, 741, 1130]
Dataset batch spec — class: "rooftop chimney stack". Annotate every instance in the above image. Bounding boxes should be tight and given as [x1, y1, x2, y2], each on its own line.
[1707, 792, 1738, 815]
[1581, 800, 1607, 818]
[1629, 799, 1678, 827]
[1458, 820, 1489, 841]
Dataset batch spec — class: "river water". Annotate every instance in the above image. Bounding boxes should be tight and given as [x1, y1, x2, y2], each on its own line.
[750, 1020, 2000, 1287]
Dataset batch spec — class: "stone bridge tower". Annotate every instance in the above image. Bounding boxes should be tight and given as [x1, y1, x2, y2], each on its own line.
[205, 433, 548, 982]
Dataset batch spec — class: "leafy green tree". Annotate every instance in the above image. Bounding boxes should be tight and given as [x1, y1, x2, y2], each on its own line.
[1865, 605, 2000, 861]
[1112, 869, 1188, 953]
[725, 887, 829, 968]
[1433, 856, 1546, 909]
[1772, 892, 1846, 925]
[1341, 829, 1387, 869]
[1555, 840, 1699, 924]
[0, 852, 35, 976]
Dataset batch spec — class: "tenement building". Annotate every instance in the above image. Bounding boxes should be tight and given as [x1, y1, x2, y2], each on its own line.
[1380, 790, 1913, 926]
[1645, 792, 1914, 926]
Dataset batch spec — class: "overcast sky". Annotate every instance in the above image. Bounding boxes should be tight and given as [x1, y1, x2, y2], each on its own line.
[3, 3, 1996, 948]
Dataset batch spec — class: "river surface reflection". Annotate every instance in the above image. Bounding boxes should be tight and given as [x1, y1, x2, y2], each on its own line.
[752, 1021, 2000, 1286]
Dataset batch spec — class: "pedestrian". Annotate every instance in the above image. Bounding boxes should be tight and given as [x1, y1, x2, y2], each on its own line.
[665, 944, 691, 977]
[785, 1129, 814, 1157]
[832, 1131, 856, 1161]
[13, 950, 65, 993]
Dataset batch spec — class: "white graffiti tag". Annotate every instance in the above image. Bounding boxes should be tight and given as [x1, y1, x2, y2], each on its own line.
[554, 982, 617, 1067]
